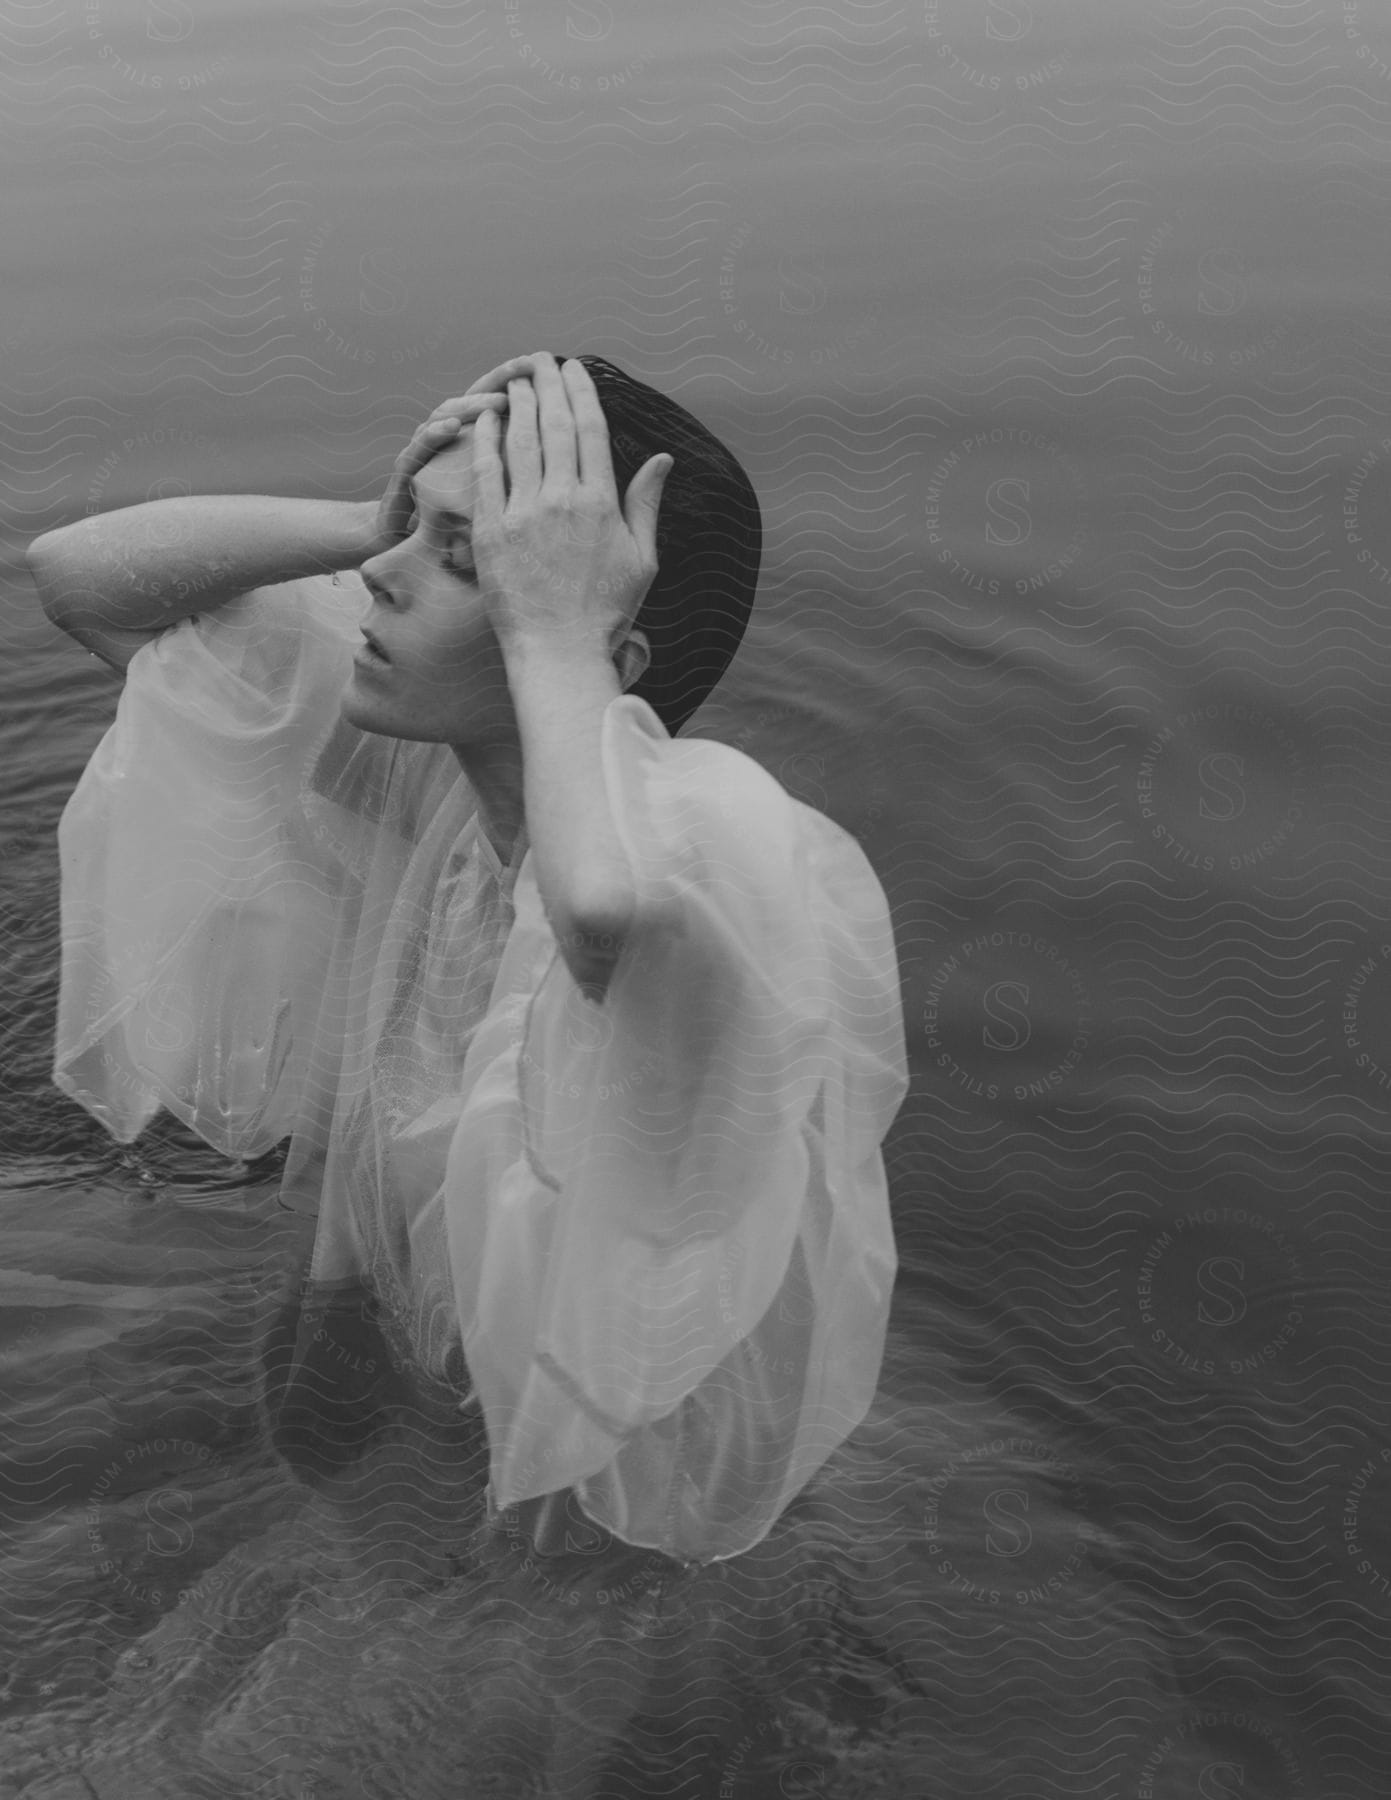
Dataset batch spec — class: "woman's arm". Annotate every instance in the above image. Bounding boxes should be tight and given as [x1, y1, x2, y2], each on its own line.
[468, 356, 671, 993]
[504, 635, 635, 995]
[27, 496, 379, 667]
[28, 401, 503, 671]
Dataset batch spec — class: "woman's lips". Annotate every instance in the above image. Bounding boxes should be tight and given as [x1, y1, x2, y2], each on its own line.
[355, 631, 390, 672]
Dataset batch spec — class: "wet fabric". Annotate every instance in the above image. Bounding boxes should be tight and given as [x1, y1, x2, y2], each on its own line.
[52, 572, 908, 1563]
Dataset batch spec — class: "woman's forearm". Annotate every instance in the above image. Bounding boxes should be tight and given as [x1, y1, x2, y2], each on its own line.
[27, 495, 379, 636]
[504, 632, 637, 997]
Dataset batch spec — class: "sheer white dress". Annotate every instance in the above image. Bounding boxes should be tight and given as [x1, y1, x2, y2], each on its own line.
[53, 572, 908, 1565]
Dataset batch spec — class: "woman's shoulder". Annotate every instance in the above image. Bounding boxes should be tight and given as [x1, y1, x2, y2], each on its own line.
[612, 698, 871, 870]
[597, 697, 891, 966]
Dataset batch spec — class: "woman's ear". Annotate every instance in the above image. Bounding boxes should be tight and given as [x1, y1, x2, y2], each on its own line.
[612, 627, 651, 693]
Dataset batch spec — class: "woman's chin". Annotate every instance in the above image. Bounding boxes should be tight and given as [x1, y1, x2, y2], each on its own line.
[338, 681, 395, 736]
[338, 674, 515, 749]
[339, 684, 455, 745]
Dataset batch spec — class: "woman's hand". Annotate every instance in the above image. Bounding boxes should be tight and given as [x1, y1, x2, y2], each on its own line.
[364, 392, 507, 559]
[468, 353, 671, 654]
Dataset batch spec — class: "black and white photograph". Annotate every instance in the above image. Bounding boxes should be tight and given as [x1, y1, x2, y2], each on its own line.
[1, 2, 1389, 1794]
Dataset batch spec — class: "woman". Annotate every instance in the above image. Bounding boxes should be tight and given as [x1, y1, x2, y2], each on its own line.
[30, 353, 907, 1570]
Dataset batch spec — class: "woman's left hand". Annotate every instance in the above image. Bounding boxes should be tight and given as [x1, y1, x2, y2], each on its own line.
[468, 353, 672, 655]
[367, 392, 506, 559]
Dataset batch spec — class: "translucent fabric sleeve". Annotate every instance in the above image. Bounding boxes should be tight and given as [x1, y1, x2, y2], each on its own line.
[52, 577, 361, 1159]
[443, 695, 908, 1563]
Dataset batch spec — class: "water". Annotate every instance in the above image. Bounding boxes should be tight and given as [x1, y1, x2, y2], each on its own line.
[3, 0, 1391, 1793]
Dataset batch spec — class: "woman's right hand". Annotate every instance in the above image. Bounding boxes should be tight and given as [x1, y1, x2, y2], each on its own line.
[365, 392, 508, 557]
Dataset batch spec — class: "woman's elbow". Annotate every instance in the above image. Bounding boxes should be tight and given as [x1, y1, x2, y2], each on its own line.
[555, 892, 636, 1002]
[26, 533, 90, 629]
[26, 537, 62, 614]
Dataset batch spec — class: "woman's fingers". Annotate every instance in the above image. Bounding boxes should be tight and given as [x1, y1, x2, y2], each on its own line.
[462, 352, 552, 398]
[396, 394, 507, 486]
[504, 377, 542, 497]
[420, 391, 507, 429]
[384, 418, 459, 524]
[395, 397, 506, 488]
[471, 407, 508, 525]
[562, 358, 615, 494]
[530, 354, 578, 490]
[400, 415, 460, 468]
[623, 454, 673, 571]
[375, 397, 506, 546]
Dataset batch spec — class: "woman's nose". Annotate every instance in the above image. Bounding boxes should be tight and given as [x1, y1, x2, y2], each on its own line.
[358, 557, 402, 604]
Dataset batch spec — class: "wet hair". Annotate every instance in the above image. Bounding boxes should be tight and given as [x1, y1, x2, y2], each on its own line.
[569, 355, 762, 737]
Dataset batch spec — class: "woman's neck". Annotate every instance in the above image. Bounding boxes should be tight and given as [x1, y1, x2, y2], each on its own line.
[450, 735, 526, 866]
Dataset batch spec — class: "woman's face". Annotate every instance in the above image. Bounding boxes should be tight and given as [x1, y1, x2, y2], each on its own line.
[339, 431, 514, 747]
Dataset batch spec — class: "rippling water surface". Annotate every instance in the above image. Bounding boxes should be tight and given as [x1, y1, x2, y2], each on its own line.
[3, 2, 1391, 1794]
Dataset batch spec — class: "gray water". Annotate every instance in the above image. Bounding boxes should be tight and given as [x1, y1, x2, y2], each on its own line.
[3, 1, 1391, 1795]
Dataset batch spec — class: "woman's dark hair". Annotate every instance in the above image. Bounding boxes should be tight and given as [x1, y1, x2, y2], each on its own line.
[571, 355, 762, 737]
